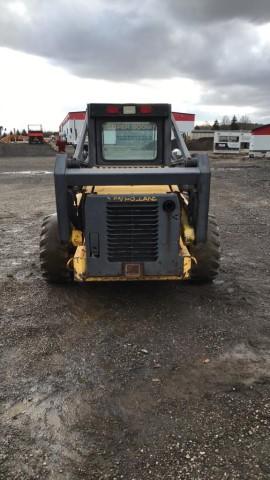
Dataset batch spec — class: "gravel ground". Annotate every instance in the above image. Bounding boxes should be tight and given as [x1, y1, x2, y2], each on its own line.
[0, 151, 270, 480]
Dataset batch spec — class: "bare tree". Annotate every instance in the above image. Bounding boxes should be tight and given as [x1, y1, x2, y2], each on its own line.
[221, 115, 230, 130]
[222, 115, 229, 123]
[239, 115, 251, 130]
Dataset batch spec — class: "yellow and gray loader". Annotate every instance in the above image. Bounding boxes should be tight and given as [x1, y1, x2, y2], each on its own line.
[40, 103, 220, 283]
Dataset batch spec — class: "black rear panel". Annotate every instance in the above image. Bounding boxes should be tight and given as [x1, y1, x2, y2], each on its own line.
[107, 201, 159, 262]
[84, 193, 182, 277]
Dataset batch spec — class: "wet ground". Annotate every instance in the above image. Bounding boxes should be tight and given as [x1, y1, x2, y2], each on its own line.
[0, 152, 270, 479]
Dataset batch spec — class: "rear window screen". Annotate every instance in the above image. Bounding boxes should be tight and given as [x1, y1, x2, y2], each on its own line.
[102, 121, 158, 161]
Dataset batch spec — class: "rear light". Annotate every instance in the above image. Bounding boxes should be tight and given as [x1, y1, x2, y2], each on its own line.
[104, 104, 153, 115]
[139, 105, 153, 114]
[123, 105, 136, 115]
[106, 105, 120, 114]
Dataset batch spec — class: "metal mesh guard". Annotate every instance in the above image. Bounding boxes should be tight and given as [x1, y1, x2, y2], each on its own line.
[107, 201, 159, 262]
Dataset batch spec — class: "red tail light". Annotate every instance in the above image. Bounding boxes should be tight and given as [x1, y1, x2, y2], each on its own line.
[106, 105, 120, 114]
[139, 105, 153, 114]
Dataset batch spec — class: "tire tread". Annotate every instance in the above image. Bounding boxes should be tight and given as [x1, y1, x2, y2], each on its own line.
[39, 213, 72, 283]
[189, 214, 220, 283]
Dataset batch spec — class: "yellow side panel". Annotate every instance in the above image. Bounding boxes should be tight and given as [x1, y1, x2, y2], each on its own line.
[71, 229, 83, 247]
[85, 185, 180, 195]
[73, 246, 87, 281]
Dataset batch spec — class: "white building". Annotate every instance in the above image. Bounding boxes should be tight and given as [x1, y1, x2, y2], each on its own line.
[249, 124, 270, 157]
[172, 112, 195, 134]
[59, 111, 85, 144]
[59, 110, 195, 145]
[213, 130, 251, 154]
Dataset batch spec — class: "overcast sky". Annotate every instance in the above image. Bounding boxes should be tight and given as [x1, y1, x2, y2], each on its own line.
[0, 0, 270, 131]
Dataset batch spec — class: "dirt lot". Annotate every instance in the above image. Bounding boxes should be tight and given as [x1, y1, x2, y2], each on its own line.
[0, 150, 270, 480]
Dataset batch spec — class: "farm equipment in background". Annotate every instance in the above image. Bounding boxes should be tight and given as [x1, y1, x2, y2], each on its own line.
[40, 103, 220, 283]
[0, 134, 24, 143]
[28, 124, 44, 144]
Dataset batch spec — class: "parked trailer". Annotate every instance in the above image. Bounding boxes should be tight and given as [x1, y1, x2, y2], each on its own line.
[213, 130, 251, 154]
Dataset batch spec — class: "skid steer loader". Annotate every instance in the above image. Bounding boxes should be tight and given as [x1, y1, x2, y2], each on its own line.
[40, 103, 220, 283]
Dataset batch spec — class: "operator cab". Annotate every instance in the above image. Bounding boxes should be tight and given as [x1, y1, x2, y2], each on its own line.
[74, 103, 190, 167]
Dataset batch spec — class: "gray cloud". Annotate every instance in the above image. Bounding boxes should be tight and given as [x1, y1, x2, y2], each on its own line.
[166, 0, 270, 24]
[0, 0, 270, 119]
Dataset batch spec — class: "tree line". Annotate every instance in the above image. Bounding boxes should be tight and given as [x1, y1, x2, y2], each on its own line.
[195, 115, 262, 131]
[0, 127, 55, 138]
[0, 127, 28, 137]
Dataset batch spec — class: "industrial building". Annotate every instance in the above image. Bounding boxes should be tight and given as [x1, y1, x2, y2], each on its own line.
[59, 110, 195, 145]
[190, 130, 214, 141]
[172, 112, 195, 134]
[59, 111, 85, 144]
[249, 124, 270, 157]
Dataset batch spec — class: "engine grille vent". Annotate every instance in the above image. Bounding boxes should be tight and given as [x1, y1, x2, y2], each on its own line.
[107, 201, 159, 262]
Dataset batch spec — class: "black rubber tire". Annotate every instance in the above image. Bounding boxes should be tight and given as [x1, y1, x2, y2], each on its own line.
[189, 214, 220, 283]
[40, 213, 72, 283]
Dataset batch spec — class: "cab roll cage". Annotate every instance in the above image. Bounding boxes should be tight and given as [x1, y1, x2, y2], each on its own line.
[55, 104, 210, 246]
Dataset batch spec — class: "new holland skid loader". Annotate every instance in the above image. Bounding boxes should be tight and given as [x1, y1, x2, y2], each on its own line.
[40, 103, 220, 283]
